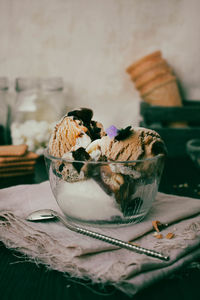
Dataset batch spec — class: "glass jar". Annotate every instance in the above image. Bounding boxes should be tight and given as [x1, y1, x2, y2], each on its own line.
[0, 77, 9, 145]
[11, 77, 67, 154]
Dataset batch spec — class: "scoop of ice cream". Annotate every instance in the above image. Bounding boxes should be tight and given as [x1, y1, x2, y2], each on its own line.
[67, 108, 106, 141]
[49, 108, 105, 158]
[85, 126, 166, 213]
[49, 116, 89, 157]
[86, 126, 166, 162]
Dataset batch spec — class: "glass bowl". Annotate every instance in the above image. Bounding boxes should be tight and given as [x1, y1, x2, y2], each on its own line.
[186, 139, 200, 169]
[44, 149, 165, 227]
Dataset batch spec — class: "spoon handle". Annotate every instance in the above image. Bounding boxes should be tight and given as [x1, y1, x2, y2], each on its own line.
[58, 215, 169, 261]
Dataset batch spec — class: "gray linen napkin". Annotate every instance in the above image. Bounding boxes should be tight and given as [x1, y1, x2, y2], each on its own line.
[0, 181, 200, 296]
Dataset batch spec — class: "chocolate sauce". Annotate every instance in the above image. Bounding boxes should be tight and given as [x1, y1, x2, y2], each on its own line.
[89, 120, 102, 140]
[72, 147, 90, 172]
[58, 163, 65, 172]
[67, 108, 102, 141]
[115, 126, 132, 141]
[67, 108, 93, 126]
[152, 140, 167, 155]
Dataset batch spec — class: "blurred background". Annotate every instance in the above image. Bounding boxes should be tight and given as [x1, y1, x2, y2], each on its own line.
[0, 0, 200, 159]
[0, 0, 200, 198]
[1, 2, 200, 297]
[0, 0, 199, 126]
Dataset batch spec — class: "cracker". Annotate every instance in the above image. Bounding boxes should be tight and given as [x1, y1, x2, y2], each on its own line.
[0, 165, 35, 173]
[0, 170, 35, 178]
[0, 144, 28, 157]
[0, 160, 36, 168]
[0, 151, 39, 163]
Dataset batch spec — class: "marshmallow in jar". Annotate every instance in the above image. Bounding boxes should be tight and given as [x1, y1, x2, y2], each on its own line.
[11, 77, 67, 154]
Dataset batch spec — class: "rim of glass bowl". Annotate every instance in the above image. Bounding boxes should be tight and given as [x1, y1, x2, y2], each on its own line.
[186, 139, 200, 152]
[43, 148, 165, 164]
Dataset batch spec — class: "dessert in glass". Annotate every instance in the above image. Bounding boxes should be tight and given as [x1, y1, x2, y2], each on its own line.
[44, 108, 166, 226]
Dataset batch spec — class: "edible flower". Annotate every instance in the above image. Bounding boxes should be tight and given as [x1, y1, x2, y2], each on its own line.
[106, 125, 132, 141]
[106, 125, 118, 138]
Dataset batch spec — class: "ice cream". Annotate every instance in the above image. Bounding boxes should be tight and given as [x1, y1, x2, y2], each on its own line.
[47, 108, 166, 224]
[49, 108, 105, 157]
[86, 126, 165, 161]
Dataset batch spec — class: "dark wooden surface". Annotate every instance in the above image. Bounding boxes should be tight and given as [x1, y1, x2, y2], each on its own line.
[0, 156, 200, 300]
[139, 101, 200, 157]
[140, 101, 200, 125]
[139, 125, 200, 157]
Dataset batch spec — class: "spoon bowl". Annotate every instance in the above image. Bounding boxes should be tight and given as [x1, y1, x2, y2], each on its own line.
[27, 209, 57, 221]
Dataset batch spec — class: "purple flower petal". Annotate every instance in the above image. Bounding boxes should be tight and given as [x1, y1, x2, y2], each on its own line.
[106, 125, 118, 138]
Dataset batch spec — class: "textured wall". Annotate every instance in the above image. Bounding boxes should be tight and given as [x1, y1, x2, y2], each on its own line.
[0, 0, 200, 127]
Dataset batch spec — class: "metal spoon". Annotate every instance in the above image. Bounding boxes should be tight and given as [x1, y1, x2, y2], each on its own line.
[26, 209, 169, 261]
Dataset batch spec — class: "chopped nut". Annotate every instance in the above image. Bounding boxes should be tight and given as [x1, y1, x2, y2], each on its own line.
[166, 232, 175, 239]
[152, 220, 162, 232]
[128, 241, 140, 247]
[152, 220, 168, 232]
[111, 173, 124, 190]
[155, 234, 163, 239]
[153, 232, 163, 239]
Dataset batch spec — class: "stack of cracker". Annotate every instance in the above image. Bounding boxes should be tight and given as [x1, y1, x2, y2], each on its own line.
[126, 50, 183, 107]
[0, 144, 39, 178]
